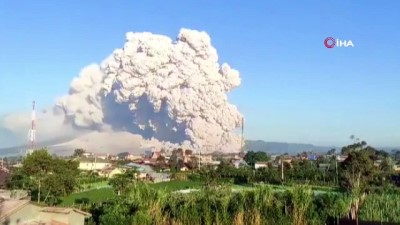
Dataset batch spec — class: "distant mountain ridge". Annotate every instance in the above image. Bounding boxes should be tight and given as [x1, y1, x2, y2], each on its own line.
[1, 139, 399, 157]
[245, 140, 337, 154]
[244, 140, 400, 154]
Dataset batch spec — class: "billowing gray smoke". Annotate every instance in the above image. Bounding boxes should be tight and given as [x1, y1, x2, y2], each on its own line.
[56, 29, 243, 152]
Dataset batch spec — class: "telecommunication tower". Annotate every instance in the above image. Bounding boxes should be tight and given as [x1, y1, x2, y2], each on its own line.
[241, 117, 245, 152]
[27, 101, 36, 155]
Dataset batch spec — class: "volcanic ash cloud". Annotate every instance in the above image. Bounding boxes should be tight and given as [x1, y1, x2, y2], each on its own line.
[56, 28, 243, 152]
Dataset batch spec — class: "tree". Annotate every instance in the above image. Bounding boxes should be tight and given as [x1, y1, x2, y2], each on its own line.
[168, 154, 178, 172]
[341, 142, 367, 155]
[339, 143, 377, 220]
[244, 151, 270, 167]
[288, 159, 322, 184]
[327, 149, 336, 155]
[73, 148, 85, 158]
[117, 152, 130, 160]
[340, 149, 376, 193]
[109, 169, 138, 196]
[7, 149, 80, 205]
[391, 150, 400, 162]
[22, 149, 53, 203]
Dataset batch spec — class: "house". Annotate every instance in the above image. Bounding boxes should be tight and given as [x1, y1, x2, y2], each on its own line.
[194, 154, 213, 165]
[82, 152, 94, 158]
[125, 154, 142, 161]
[180, 166, 189, 172]
[143, 147, 157, 158]
[270, 155, 279, 161]
[151, 173, 170, 183]
[336, 155, 348, 162]
[0, 199, 91, 225]
[232, 159, 247, 168]
[255, 162, 268, 169]
[124, 163, 170, 183]
[98, 167, 125, 178]
[78, 158, 111, 171]
[151, 151, 161, 160]
[108, 155, 118, 161]
[280, 157, 293, 165]
[96, 155, 108, 160]
[210, 160, 221, 166]
[307, 154, 318, 161]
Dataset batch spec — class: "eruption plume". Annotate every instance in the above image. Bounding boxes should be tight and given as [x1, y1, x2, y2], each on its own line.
[56, 28, 243, 152]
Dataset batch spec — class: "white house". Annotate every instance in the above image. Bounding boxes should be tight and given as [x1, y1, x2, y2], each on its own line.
[255, 162, 268, 169]
[125, 154, 142, 161]
[78, 158, 111, 171]
[336, 155, 348, 162]
[233, 159, 247, 168]
[99, 167, 125, 178]
[82, 152, 94, 158]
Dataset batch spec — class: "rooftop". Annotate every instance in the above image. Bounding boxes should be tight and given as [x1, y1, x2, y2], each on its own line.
[41, 207, 91, 217]
[20, 219, 68, 225]
[77, 158, 110, 163]
[0, 199, 30, 219]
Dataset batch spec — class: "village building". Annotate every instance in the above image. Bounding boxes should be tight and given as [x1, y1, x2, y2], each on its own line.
[254, 162, 268, 169]
[77, 158, 111, 171]
[124, 162, 170, 183]
[125, 154, 142, 161]
[0, 199, 91, 225]
[98, 167, 125, 178]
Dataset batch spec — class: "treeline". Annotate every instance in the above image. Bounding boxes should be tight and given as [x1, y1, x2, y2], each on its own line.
[190, 143, 396, 190]
[6, 149, 80, 205]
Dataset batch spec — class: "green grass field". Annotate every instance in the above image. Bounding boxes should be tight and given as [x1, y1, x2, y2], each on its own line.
[61, 180, 202, 206]
[80, 181, 110, 190]
[150, 180, 203, 191]
[61, 187, 114, 206]
[60, 180, 338, 207]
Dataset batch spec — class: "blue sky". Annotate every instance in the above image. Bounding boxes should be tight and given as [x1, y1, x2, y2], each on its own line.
[0, 1, 399, 147]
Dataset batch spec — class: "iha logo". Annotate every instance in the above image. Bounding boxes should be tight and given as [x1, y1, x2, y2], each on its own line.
[324, 37, 354, 48]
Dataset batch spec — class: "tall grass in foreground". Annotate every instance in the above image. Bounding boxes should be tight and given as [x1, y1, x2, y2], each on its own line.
[359, 194, 400, 223]
[90, 183, 400, 225]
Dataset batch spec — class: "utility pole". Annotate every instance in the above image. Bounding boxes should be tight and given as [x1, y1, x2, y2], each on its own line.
[198, 148, 201, 170]
[281, 158, 284, 182]
[335, 156, 339, 185]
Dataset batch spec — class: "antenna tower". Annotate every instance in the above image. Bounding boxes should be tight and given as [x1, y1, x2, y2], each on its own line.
[241, 117, 245, 152]
[27, 100, 36, 155]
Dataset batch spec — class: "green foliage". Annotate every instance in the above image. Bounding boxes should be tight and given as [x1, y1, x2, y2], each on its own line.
[244, 151, 270, 167]
[255, 167, 281, 184]
[327, 148, 336, 155]
[359, 194, 400, 222]
[6, 149, 80, 205]
[108, 168, 138, 195]
[150, 180, 202, 191]
[73, 148, 86, 158]
[117, 152, 129, 159]
[61, 188, 114, 206]
[89, 184, 359, 225]
[339, 147, 377, 194]
[287, 160, 322, 183]
[23, 149, 54, 175]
